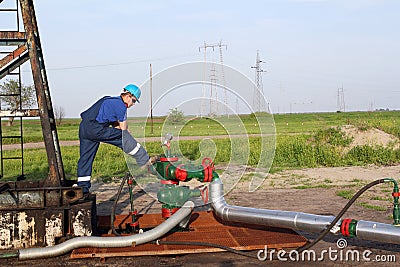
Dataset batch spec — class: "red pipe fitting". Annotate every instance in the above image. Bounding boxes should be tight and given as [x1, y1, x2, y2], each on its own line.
[128, 210, 139, 229]
[341, 218, 357, 237]
[161, 207, 180, 219]
[129, 221, 139, 227]
[160, 157, 179, 162]
[160, 179, 179, 185]
[129, 210, 138, 216]
[175, 164, 188, 181]
[341, 218, 351, 236]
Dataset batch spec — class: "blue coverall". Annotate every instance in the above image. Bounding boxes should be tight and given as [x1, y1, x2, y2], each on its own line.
[77, 96, 149, 193]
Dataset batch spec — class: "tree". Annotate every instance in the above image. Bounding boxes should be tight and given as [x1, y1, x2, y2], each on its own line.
[54, 105, 65, 126]
[0, 79, 36, 126]
[167, 108, 184, 124]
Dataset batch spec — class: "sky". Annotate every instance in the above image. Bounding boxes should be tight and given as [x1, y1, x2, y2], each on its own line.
[1, 0, 399, 118]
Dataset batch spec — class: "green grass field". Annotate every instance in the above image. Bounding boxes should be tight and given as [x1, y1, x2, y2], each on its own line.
[2, 110, 400, 142]
[1, 110, 399, 181]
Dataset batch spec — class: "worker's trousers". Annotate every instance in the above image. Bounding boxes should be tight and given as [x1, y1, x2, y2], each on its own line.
[77, 120, 148, 193]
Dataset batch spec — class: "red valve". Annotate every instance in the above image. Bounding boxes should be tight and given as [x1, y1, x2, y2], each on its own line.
[175, 164, 188, 181]
[202, 157, 214, 168]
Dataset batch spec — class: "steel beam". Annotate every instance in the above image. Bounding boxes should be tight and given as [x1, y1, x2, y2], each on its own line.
[0, 109, 40, 117]
[19, 0, 65, 186]
[0, 31, 26, 46]
[0, 44, 27, 68]
[0, 49, 29, 80]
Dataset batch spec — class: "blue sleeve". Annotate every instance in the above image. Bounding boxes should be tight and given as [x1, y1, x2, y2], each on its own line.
[96, 97, 127, 123]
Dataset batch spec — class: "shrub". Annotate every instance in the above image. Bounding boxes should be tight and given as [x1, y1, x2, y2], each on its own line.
[313, 127, 353, 147]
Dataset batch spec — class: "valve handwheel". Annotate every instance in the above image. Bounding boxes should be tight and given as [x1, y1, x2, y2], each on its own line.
[202, 157, 214, 182]
[202, 157, 214, 169]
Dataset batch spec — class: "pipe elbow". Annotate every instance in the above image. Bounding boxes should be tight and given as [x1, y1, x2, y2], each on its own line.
[209, 179, 232, 221]
[211, 197, 229, 220]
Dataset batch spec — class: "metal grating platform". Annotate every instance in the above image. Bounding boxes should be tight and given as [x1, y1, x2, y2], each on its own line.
[71, 211, 307, 259]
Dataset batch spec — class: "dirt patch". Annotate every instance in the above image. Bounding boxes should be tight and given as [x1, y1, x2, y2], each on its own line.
[341, 124, 400, 149]
[264, 165, 400, 188]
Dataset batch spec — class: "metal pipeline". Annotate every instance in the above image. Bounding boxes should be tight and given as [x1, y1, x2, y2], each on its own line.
[18, 201, 194, 260]
[356, 220, 400, 244]
[209, 179, 400, 245]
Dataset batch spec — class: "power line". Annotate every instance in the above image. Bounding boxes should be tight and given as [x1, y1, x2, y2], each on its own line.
[42, 53, 196, 71]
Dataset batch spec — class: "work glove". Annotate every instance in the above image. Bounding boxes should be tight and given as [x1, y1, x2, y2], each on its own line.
[149, 155, 160, 164]
[140, 155, 160, 171]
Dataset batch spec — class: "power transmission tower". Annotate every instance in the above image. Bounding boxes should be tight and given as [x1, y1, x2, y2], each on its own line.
[199, 41, 227, 116]
[209, 63, 218, 116]
[337, 86, 345, 112]
[368, 101, 375, 112]
[251, 50, 267, 113]
[218, 42, 228, 116]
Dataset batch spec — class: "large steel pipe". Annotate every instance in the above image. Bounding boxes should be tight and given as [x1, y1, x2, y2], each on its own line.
[209, 179, 400, 245]
[210, 179, 336, 232]
[356, 220, 400, 244]
[18, 201, 194, 260]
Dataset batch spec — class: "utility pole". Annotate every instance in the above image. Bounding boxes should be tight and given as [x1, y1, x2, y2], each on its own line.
[251, 50, 266, 113]
[150, 63, 153, 134]
[199, 41, 227, 116]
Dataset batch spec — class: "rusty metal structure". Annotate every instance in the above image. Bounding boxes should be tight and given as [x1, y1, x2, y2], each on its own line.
[0, 0, 95, 249]
[0, 0, 64, 184]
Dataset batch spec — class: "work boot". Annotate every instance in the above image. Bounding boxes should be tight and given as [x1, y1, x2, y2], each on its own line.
[77, 181, 91, 194]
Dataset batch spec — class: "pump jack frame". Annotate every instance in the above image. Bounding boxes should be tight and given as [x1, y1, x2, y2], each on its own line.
[0, 0, 96, 249]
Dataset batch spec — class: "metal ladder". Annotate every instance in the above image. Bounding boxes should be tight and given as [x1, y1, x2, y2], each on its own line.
[0, 0, 27, 180]
[0, 0, 65, 186]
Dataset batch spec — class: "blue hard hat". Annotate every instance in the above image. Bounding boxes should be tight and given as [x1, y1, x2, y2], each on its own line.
[124, 84, 141, 103]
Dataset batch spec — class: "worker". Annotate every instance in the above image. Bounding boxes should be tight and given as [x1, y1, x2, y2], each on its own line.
[77, 84, 155, 193]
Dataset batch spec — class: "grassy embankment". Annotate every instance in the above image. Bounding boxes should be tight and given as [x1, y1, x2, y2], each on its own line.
[1, 111, 400, 181]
